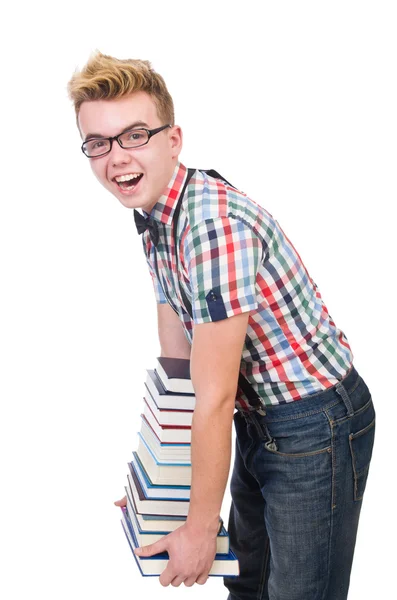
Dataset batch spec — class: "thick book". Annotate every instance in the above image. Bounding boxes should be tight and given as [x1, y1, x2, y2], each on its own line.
[143, 388, 194, 427]
[145, 369, 195, 411]
[125, 486, 188, 532]
[131, 451, 191, 500]
[155, 356, 194, 395]
[140, 415, 191, 461]
[142, 404, 191, 443]
[127, 459, 189, 516]
[137, 432, 192, 485]
[124, 502, 230, 554]
[121, 505, 239, 577]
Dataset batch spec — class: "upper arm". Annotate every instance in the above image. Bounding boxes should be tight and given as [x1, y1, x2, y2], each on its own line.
[190, 311, 250, 403]
[157, 303, 191, 359]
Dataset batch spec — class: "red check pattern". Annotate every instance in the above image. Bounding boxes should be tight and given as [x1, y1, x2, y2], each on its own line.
[141, 162, 354, 410]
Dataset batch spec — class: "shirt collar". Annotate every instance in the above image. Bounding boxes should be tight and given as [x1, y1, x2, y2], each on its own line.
[142, 161, 188, 226]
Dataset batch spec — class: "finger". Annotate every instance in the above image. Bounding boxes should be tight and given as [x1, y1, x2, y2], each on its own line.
[170, 576, 185, 587]
[135, 538, 167, 558]
[159, 566, 176, 587]
[113, 495, 127, 507]
[195, 573, 209, 585]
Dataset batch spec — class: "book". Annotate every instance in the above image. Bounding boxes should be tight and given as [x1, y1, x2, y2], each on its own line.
[155, 356, 194, 394]
[124, 501, 230, 554]
[143, 388, 194, 427]
[139, 415, 191, 461]
[121, 505, 239, 577]
[145, 369, 195, 411]
[142, 404, 192, 443]
[131, 451, 191, 500]
[125, 486, 188, 532]
[127, 459, 190, 516]
[137, 432, 192, 485]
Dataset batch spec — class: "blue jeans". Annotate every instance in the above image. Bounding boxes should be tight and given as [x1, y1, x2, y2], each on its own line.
[224, 365, 375, 600]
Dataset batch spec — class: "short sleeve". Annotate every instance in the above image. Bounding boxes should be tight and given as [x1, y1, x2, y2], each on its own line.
[185, 217, 263, 324]
[143, 238, 168, 305]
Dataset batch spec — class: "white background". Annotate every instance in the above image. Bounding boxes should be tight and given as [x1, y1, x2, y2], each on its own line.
[1, 1, 395, 598]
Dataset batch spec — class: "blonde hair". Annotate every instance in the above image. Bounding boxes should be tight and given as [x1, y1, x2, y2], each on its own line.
[67, 50, 175, 132]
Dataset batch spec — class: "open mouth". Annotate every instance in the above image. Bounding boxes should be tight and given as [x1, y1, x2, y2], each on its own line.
[113, 173, 144, 192]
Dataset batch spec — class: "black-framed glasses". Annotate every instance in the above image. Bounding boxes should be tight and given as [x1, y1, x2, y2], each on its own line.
[81, 124, 172, 158]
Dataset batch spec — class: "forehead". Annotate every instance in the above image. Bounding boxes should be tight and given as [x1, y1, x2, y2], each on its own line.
[78, 91, 160, 139]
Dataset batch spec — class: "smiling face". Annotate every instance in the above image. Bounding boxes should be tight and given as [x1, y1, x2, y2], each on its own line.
[78, 91, 182, 212]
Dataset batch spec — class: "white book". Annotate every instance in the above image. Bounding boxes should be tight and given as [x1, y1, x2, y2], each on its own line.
[139, 419, 191, 462]
[145, 369, 195, 410]
[143, 388, 194, 426]
[125, 486, 187, 532]
[137, 433, 192, 486]
[142, 403, 192, 443]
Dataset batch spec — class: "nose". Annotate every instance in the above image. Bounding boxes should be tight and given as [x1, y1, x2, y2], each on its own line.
[109, 139, 133, 166]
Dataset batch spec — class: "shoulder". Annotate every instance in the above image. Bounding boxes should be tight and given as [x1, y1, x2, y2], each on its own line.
[182, 169, 276, 249]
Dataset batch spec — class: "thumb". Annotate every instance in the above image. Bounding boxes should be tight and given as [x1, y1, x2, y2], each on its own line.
[114, 495, 127, 507]
[134, 537, 168, 557]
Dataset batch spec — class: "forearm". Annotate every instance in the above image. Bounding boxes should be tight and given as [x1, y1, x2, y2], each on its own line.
[186, 397, 235, 534]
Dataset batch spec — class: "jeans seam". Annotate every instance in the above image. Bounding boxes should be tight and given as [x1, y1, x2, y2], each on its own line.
[325, 411, 337, 511]
[263, 399, 342, 423]
[321, 412, 336, 600]
[331, 396, 373, 426]
[257, 534, 270, 600]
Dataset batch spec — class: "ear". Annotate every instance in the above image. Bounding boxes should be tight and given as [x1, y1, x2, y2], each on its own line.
[169, 125, 183, 158]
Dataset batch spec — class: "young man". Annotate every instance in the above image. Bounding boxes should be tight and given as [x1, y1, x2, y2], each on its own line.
[68, 52, 376, 599]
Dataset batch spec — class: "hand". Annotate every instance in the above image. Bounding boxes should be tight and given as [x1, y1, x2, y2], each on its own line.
[135, 521, 217, 587]
[114, 495, 127, 507]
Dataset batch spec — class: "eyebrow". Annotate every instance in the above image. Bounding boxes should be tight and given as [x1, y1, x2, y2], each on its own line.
[84, 121, 150, 141]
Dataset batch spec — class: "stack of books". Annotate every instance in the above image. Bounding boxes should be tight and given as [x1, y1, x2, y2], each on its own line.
[120, 356, 239, 577]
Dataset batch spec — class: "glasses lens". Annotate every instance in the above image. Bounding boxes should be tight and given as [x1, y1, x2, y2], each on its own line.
[120, 129, 149, 148]
[83, 138, 111, 157]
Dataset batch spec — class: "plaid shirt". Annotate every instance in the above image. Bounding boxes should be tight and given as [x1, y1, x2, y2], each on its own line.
[141, 161, 353, 410]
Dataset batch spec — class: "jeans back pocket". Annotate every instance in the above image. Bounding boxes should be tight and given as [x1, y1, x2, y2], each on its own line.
[349, 417, 376, 500]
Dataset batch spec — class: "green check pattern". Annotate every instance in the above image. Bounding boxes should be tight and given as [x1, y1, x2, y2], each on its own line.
[141, 162, 353, 410]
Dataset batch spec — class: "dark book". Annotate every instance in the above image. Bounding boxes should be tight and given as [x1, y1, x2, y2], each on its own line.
[155, 356, 194, 394]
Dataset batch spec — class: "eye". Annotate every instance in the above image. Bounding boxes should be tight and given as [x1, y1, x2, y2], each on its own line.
[129, 131, 144, 141]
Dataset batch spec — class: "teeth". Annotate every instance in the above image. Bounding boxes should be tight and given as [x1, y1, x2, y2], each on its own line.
[115, 173, 142, 182]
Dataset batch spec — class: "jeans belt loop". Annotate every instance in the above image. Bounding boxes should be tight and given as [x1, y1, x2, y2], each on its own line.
[335, 381, 354, 416]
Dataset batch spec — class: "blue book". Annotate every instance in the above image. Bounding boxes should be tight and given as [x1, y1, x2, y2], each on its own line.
[120, 505, 238, 577]
[126, 500, 230, 554]
[127, 460, 189, 516]
[131, 452, 190, 500]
